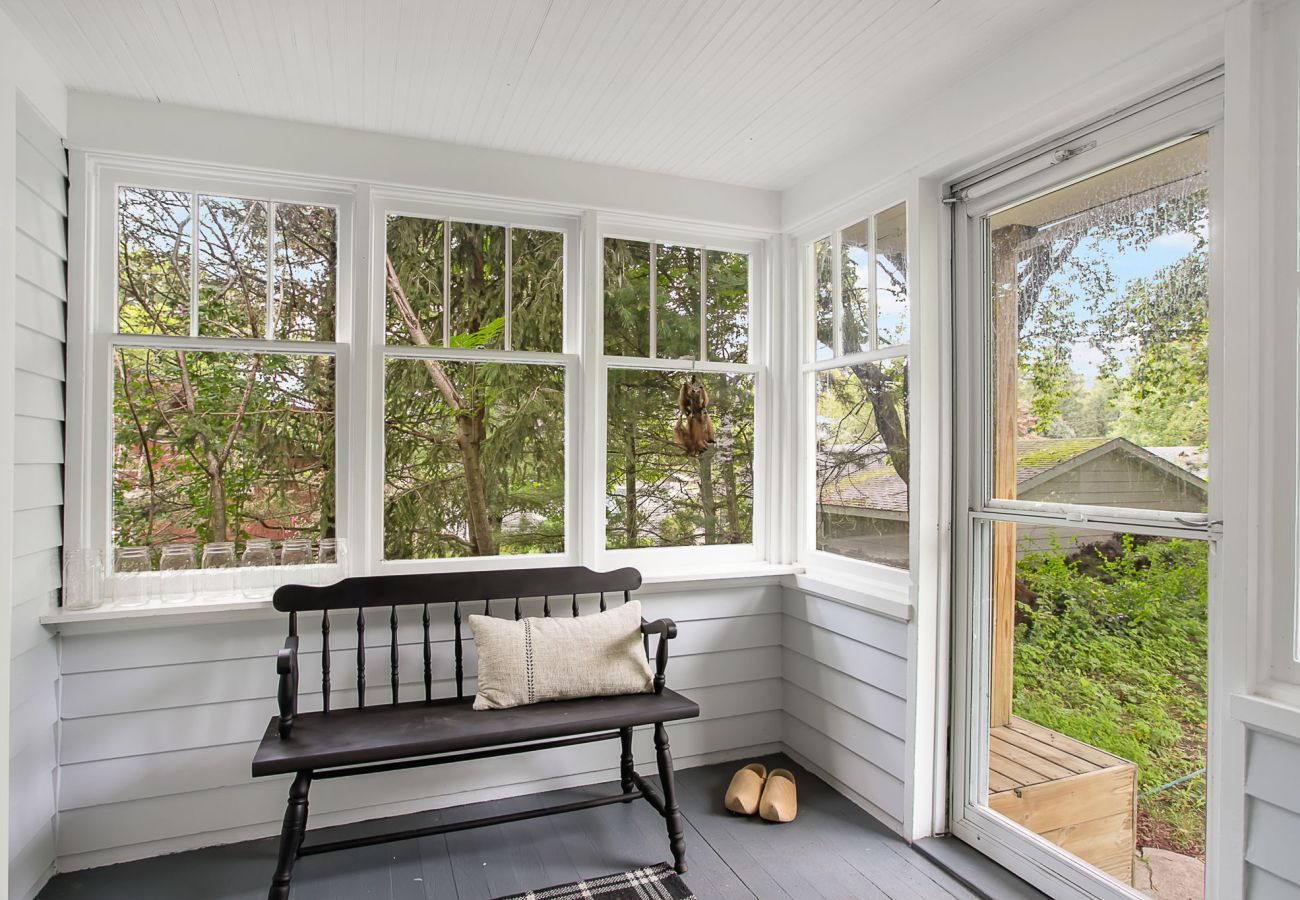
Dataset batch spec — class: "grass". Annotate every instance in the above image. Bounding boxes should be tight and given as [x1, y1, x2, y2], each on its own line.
[1012, 534, 1208, 856]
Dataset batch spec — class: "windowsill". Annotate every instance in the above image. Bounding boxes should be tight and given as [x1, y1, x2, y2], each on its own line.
[786, 571, 912, 622]
[40, 563, 804, 633]
[1231, 689, 1300, 741]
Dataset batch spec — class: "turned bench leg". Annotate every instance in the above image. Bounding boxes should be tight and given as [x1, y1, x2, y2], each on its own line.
[653, 722, 687, 874]
[269, 771, 313, 900]
[619, 726, 635, 794]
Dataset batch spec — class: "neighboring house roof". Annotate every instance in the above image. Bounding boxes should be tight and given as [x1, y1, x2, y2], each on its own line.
[820, 437, 1208, 516]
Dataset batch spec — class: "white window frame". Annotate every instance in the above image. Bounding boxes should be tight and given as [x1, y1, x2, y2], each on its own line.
[1258, 0, 1300, 694]
[65, 156, 778, 605]
[366, 190, 582, 574]
[948, 78, 1225, 900]
[794, 191, 913, 593]
[593, 215, 770, 573]
[66, 156, 356, 590]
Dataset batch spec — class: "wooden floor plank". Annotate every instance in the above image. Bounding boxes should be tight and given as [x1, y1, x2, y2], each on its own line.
[38, 755, 971, 900]
[989, 734, 1076, 781]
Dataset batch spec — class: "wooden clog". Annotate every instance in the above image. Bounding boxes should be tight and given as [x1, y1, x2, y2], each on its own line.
[758, 768, 797, 822]
[724, 762, 767, 815]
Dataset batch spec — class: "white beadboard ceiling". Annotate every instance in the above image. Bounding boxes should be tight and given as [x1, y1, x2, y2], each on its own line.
[3, 0, 1076, 190]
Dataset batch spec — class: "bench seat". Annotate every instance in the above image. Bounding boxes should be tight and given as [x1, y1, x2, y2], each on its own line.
[252, 689, 700, 777]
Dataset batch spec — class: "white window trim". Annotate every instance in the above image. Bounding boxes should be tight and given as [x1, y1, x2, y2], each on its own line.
[1258, 0, 1300, 692]
[793, 190, 914, 585]
[948, 78, 1227, 900]
[366, 194, 582, 573]
[67, 157, 357, 592]
[64, 153, 779, 613]
[591, 216, 771, 574]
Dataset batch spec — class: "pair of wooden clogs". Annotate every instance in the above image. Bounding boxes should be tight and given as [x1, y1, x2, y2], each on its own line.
[723, 763, 797, 822]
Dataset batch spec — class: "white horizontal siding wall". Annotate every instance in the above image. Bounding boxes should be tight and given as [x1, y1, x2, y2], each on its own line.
[55, 584, 783, 870]
[1244, 728, 1300, 898]
[10, 95, 65, 900]
[780, 587, 909, 832]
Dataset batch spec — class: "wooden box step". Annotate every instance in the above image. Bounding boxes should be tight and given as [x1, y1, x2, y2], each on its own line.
[989, 717, 1137, 885]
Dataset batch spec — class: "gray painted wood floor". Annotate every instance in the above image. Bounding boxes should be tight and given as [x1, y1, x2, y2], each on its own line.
[37, 754, 980, 899]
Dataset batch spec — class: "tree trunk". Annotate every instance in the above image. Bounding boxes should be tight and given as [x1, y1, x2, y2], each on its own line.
[853, 362, 909, 485]
[624, 430, 638, 547]
[206, 455, 227, 541]
[385, 257, 497, 556]
[698, 450, 717, 544]
[455, 413, 496, 556]
[723, 450, 740, 543]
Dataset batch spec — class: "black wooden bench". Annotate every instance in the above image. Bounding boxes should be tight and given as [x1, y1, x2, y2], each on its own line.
[251, 566, 699, 900]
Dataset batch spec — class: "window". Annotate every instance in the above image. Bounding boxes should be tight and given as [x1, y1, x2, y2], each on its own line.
[111, 186, 339, 553]
[75, 161, 770, 604]
[382, 213, 570, 561]
[601, 237, 757, 550]
[806, 202, 910, 568]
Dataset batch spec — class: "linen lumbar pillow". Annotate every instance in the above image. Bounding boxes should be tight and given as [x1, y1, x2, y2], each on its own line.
[469, 600, 653, 710]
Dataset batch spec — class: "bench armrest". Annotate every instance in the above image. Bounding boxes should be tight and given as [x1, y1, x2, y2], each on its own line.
[641, 618, 678, 695]
[277, 635, 299, 739]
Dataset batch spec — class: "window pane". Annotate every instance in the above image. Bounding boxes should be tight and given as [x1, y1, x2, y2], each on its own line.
[705, 250, 749, 363]
[113, 349, 335, 550]
[988, 136, 1210, 512]
[386, 215, 445, 345]
[510, 227, 564, 353]
[656, 244, 701, 360]
[197, 195, 267, 338]
[449, 221, 506, 350]
[841, 218, 871, 353]
[274, 203, 337, 341]
[813, 236, 833, 359]
[603, 238, 651, 357]
[605, 370, 753, 548]
[981, 524, 1207, 889]
[383, 360, 565, 559]
[876, 202, 908, 346]
[117, 187, 191, 335]
[816, 360, 909, 567]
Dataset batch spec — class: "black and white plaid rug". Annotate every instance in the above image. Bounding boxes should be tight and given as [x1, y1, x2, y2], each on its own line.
[494, 862, 695, 899]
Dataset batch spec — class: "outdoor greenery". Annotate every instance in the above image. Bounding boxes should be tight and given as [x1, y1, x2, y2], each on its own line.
[113, 189, 337, 550]
[114, 194, 756, 559]
[1014, 535, 1208, 855]
[602, 238, 755, 549]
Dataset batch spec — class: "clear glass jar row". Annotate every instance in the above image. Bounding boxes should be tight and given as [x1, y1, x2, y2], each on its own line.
[62, 539, 347, 611]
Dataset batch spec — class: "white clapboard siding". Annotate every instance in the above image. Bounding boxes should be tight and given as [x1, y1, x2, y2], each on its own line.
[55, 585, 784, 866]
[780, 587, 909, 831]
[1245, 729, 1300, 897]
[10, 97, 66, 900]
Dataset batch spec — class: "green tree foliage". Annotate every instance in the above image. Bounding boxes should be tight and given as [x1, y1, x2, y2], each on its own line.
[113, 190, 336, 550]
[602, 239, 754, 549]
[1014, 536, 1208, 853]
[383, 218, 565, 559]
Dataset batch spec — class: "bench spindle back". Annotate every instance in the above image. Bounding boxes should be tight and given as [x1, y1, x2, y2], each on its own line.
[273, 566, 643, 714]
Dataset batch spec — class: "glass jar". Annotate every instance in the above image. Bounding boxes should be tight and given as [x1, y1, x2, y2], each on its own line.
[201, 541, 237, 600]
[312, 538, 347, 586]
[239, 539, 275, 600]
[158, 543, 197, 604]
[62, 549, 104, 611]
[280, 539, 313, 567]
[113, 546, 155, 608]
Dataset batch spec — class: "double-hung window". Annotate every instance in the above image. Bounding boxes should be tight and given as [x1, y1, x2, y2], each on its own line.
[804, 202, 910, 570]
[378, 200, 576, 566]
[96, 172, 348, 572]
[599, 230, 762, 563]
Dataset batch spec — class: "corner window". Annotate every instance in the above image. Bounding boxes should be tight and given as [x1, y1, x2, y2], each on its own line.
[602, 238, 756, 550]
[807, 202, 910, 568]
